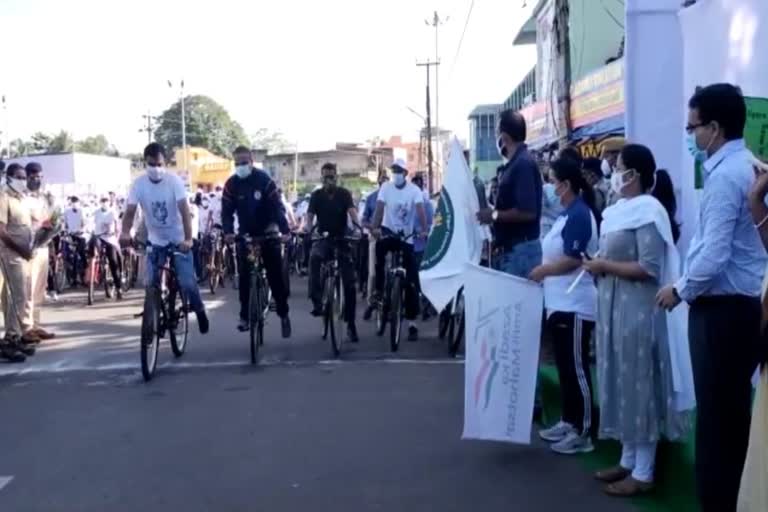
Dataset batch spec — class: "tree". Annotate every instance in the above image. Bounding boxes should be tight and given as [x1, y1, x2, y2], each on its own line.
[154, 95, 249, 159]
[251, 128, 294, 155]
[30, 132, 54, 153]
[76, 134, 110, 155]
[48, 130, 75, 153]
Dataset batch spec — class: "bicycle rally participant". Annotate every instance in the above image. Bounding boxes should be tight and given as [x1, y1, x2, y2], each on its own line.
[370, 159, 427, 341]
[222, 146, 292, 339]
[304, 162, 361, 342]
[63, 196, 88, 285]
[90, 196, 124, 299]
[120, 142, 209, 334]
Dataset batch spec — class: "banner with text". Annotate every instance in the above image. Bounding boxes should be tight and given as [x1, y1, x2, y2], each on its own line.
[462, 264, 543, 444]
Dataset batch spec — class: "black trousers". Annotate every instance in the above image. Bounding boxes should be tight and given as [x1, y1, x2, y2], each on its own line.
[237, 240, 288, 320]
[689, 295, 761, 512]
[548, 311, 594, 436]
[374, 238, 419, 320]
[357, 234, 369, 293]
[88, 237, 123, 289]
[309, 239, 357, 323]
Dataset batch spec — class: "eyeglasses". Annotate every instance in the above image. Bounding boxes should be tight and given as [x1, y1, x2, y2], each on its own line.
[685, 122, 707, 134]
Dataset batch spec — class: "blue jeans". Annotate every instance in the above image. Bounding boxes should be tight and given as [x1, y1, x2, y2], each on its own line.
[498, 239, 542, 279]
[146, 245, 205, 313]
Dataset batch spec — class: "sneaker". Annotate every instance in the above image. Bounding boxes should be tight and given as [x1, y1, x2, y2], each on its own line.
[31, 328, 55, 341]
[51, 292, 59, 302]
[196, 310, 209, 334]
[0, 342, 25, 363]
[281, 316, 292, 338]
[550, 431, 594, 455]
[539, 421, 573, 443]
[310, 303, 324, 317]
[347, 323, 359, 343]
[363, 304, 375, 321]
[237, 318, 249, 332]
[407, 325, 419, 342]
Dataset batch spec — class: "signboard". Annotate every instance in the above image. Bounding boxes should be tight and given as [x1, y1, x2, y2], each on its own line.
[535, 0, 555, 103]
[519, 101, 553, 147]
[570, 60, 625, 129]
[746, 96, 768, 161]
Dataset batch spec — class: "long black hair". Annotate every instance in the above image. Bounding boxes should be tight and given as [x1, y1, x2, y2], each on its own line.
[619, 144, 681, 243]
[550, 156, 601, 226]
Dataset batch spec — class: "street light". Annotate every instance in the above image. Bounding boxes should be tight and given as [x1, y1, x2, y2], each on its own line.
[167, 80, 187, 172]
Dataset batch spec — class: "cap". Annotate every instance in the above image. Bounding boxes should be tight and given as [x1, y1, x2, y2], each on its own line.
[391, 158, 408, 173]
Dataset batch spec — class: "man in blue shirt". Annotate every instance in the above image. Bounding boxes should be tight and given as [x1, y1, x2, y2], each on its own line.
[657, 84, 767, 511]
[477, 109, 543, 278]
[222, 146, 292, 338]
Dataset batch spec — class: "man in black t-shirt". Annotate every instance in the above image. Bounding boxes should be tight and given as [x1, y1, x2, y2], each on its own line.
[304, 163, 361, 341]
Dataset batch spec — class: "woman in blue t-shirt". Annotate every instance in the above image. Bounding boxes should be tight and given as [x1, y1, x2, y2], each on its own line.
[529, 156, 601, 455]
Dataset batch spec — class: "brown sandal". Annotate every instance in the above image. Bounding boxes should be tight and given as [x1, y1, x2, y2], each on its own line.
[604, 476, 654, 497]
[594, 466, 631, 483]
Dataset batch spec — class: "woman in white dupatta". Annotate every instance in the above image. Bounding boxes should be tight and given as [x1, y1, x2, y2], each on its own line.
[583, 144, 694, 497]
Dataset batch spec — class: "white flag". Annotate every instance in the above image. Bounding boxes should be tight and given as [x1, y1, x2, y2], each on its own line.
[419, 138, 488, 311]
[462, 263, 543, 444]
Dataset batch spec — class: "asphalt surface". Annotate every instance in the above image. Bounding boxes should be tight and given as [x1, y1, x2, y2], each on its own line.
[0, 276, 634, 512]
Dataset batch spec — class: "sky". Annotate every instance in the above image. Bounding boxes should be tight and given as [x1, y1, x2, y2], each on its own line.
[0, 0, 536, 154]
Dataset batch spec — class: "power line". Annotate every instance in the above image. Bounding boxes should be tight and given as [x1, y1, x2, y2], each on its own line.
[450, 0, 476, 77]
[600, 0, 624, 28]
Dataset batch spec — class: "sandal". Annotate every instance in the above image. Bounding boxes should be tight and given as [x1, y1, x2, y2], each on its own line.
[604, 476, 654, 497]
[594, 466, 631, 483]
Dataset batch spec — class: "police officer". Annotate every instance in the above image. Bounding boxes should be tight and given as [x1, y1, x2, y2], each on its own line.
[222, 146, 292, 338]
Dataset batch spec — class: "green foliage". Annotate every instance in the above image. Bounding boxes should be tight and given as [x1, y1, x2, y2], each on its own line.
[251, 128, 294, 154]
[154, 95, 250, 159]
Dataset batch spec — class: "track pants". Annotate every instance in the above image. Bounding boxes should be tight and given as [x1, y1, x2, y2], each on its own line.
[547, 311, 595, 436]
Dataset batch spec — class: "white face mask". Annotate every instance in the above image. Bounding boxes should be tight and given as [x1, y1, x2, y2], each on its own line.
[601, 159, 612, 177]
[235, 165, 251, 179]
[393, 173, 406, 187]
[202, 201, 209, 209]
[146, 166, 165, 181]
[100, 203, 108, 211]
[610, 170, 633, 196]
[8, 178, 27, 194]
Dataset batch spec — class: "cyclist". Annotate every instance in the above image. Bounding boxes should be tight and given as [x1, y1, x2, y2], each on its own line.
[370, 159, 427, 341]
[63, 196, 88, 285]
[120, 142, 209, 334]
[304, 162, 361, 342]
[90, 196, 123, 299]
[222, 146, 292, 339]
[361, 171, 389, 320]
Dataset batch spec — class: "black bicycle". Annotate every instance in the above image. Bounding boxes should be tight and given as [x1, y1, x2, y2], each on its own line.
[87, 237, 116, 306]
[438, 287, 465, 358]
[374, 231, 416, 353]
[121, 245, 139, 292]
[238, 234, 276, 365]
[63, 234, 87, 287]
[313, 229, 360, 357]
[48, 236, 66, 294]
[138, 243, 189, 381]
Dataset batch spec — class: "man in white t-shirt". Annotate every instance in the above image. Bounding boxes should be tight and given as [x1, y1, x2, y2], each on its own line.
[370, 159, 427, 341]
[63, 196, 88, 284]
[120, 143, 208, 334]
[91, 196, 124, 298]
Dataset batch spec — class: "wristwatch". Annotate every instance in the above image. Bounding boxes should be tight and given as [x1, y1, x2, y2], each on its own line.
[491, 210, 499, 222]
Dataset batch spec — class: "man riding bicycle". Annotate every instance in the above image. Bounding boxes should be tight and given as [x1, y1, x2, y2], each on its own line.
[120, 142, 209, 334]
[90, 196, 123, 299]
[304, 162, 360, 342]
[222, 146, 292, 339]
[370, 159, 427, 341]
[63, 196, 88, 284]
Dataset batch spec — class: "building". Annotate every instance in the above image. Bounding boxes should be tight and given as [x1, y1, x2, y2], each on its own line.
[467, 104, 502, 181]
[382, 136, 420, 172]
[170, 146, 234, 188]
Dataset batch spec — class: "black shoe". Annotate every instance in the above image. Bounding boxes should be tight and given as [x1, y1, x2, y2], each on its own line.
[116, 288, 123, 300]
[13, 340, 36, 357]
[363, 304, 375, 321]
[0, 343, 25, 363]
[281, 316, 292, 338]
[407, 325, 419, 342]
[196, 310, 209, 334]
[347, 323, 359, 343]
[237, 319, 249, 332]
[310, 304, 323, 317]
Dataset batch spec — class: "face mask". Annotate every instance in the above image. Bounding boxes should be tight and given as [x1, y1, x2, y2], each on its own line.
[553, 182, 566, 201]
[393, 173, 406, 187]
[235, 165, 251, 178]
[100, 204, 108, 211]
[8, 178, 27, 194]
[146, 166, 165, 181]
[497, 136, 508, 161]
[600, 159, 612, 177]
[27, 180, 41, 192]
[611, 171, 633, 196]
[202, 201, 209, 209]
[686, 133, 709, 163]
[322, 176, 337, 189]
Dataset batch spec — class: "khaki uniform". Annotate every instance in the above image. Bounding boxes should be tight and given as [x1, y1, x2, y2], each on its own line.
[0, 189, 33, 338]
[24, 192, 53, 328]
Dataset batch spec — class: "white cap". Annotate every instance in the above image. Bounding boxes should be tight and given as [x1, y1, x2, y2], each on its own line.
[391, 158, 408, 172]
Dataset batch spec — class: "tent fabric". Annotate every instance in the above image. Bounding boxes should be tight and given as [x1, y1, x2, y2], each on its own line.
[569, 113, 625, 140]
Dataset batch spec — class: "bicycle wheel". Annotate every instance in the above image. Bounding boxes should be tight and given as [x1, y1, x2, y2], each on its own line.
[326, 274, 344, 357]
[140, 287, 161, 381]
[375, 286, 388, 337]
[248, 274, 263, 365]
[389, 276, 403, 352]
[169, 287, 189, 357]
[438, 300, 453, 340]
[54, 255, 66, 293]
[449, 291, 465, 358]
[87, 257, 96, 305]
[334, 274, 345, 355]
[209, 251, 220, 294]
[103, 257, 114, 299]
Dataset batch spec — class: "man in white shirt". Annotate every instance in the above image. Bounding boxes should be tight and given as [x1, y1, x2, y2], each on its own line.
[63, 196, 88, 285]
[120, 143, 209, 334]
[91, 196, 123, 298]
[370, 159, 427, 341]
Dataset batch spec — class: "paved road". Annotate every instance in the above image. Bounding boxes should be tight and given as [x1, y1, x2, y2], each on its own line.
[0, 278, 634, 511]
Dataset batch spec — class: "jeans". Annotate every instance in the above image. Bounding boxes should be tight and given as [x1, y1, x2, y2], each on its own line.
[237, 239, 289, 321]
[498, 239, 542, 279]
[145, 245, 204, 314]
[89, 237, 123, 290]
[374, 238, 419, 320]
[309, 239, 357, 323]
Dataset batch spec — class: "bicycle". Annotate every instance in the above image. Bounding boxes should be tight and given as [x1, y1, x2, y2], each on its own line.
[63, 234, 87, 288]
[373, 231, 416, 353]
[87, 237, 116, 306]
[48, 236, 66, 295]
[438, 287, 465, 358]
[238, 234, 277, 365]
[121, 245, 139, 292]
[138, 242, 189, 381]
[207, 228, 227, 294]
[312, 228, 361, 357]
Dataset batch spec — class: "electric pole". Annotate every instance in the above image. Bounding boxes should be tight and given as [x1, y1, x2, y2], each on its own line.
[1, 94, 8, 158]
[426, 12, 447, 184]
[417, 60, 439, 194]
[139, 110, 157, 144]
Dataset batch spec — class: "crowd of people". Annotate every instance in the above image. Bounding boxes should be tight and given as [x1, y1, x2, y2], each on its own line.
[0, 81, 766, 510]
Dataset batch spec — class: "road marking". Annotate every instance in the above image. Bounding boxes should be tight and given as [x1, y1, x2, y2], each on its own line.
[0, 476, 14, 491]
[0, 357, 464, 377]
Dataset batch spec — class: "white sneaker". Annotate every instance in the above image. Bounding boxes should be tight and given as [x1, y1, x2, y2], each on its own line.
[51, 292, 59, 302]
[539, 421, 573, 443]
[550, 431, 594, 455]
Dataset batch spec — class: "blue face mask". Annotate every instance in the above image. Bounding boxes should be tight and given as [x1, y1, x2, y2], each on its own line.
[686, 133, 708, 163]
[393, 173, 406, 187]
[235, 165, 251, 179]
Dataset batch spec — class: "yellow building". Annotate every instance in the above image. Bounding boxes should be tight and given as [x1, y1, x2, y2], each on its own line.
[170, 146, 234, 188]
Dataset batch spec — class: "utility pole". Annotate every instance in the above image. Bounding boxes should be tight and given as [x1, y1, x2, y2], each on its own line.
[168, 80, 187, 171]
[426, 12, 447, 182]
[1, 94, 8, 158]
[417, 60, 439, 194]
[139, 110, 157, 145]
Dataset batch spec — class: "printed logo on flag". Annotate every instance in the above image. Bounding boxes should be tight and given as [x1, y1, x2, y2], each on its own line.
[420, 189, 454, 271]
